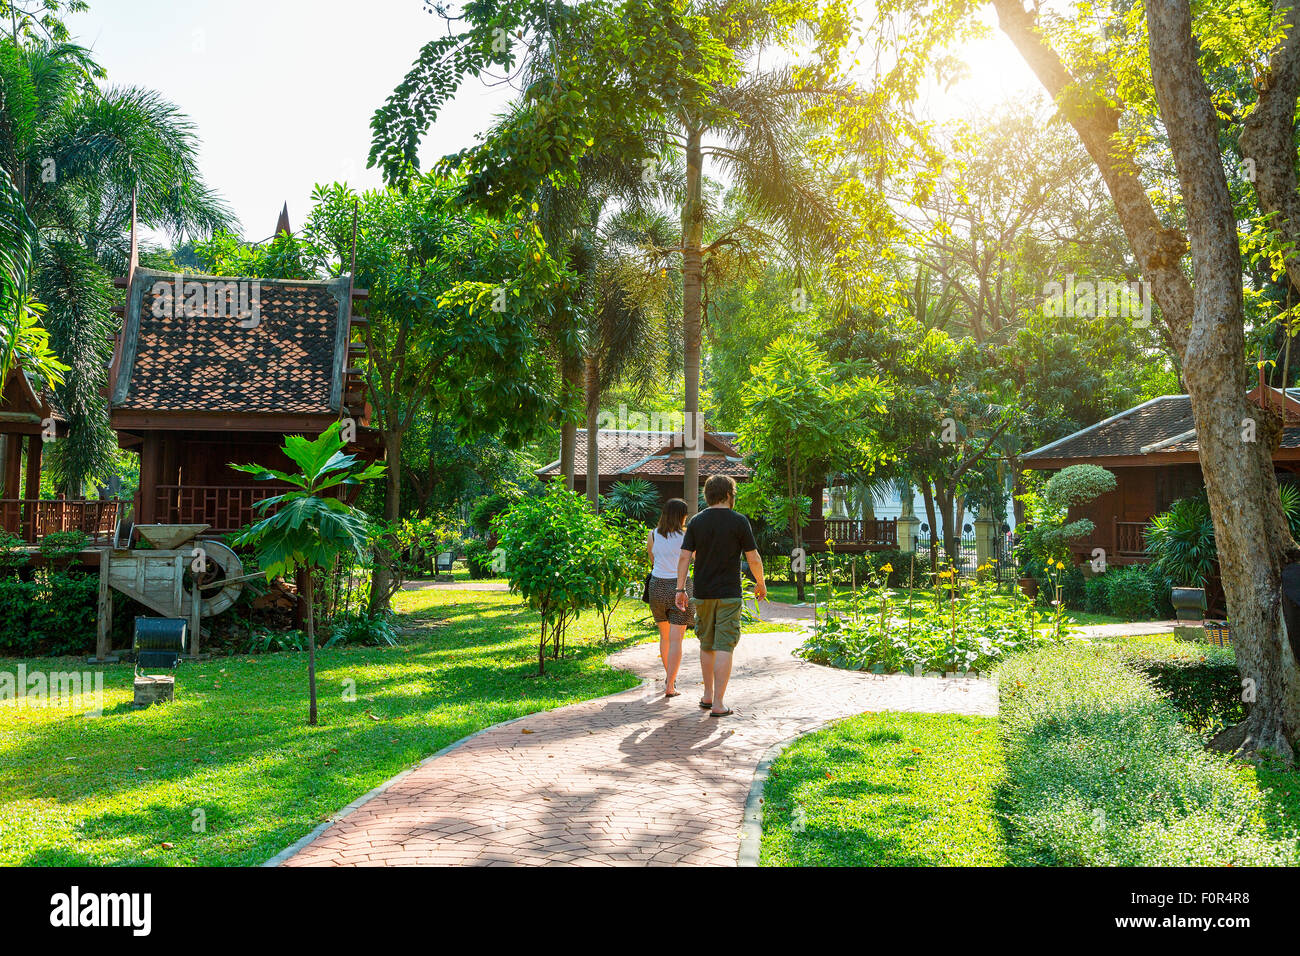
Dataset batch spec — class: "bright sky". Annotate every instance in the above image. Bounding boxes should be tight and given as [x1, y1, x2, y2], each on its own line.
[68, 0, 512, 238]
[67, 0, 1041, 240]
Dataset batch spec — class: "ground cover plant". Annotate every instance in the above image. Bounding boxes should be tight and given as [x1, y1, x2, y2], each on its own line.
[996, 644, 1298, 866]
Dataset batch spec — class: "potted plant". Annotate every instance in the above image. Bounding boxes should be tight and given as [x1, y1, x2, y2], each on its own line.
[1144, 497, 1215, 622]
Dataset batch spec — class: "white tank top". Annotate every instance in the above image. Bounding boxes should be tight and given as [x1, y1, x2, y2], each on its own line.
[651, 529, 684, 579]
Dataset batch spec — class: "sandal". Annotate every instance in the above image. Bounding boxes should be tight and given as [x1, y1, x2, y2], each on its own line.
[709, 708, 734, 718]
[664, 689, 681, 698]
[698, 700, 712, 709]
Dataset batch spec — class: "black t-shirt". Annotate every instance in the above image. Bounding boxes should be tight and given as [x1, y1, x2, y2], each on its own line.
[681, 507, 758, 599]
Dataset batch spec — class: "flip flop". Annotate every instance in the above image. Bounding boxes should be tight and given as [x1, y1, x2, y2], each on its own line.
[709, 708, 734, 717]
[664, 689, 680, 698]
[698, 700, 712, 709]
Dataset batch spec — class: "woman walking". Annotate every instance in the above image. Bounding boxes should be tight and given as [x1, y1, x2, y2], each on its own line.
[647, 498, 692, 697]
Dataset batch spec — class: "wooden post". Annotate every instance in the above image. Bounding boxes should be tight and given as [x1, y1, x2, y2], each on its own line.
[23, 434, 41, 541]
[1, 433, 20, 499]
[94, 548, 114, 662]
[189, 580, 201, 658]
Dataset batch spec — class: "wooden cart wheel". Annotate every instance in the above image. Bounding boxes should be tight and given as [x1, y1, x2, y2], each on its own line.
[182, 540, 245, 617]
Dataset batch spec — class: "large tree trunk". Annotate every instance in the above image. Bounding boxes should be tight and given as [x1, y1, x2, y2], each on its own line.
[369, 429, 402, 615]
[585, 352, 600, 510]
[936, 482, 959, 569]
[681, 124, 705, 514]
[1147, 0, 1300, 761]
[921, 482, 940, 574]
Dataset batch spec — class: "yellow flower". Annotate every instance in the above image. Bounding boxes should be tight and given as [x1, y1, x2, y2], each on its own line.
[1055, 561, 1066, 570]
[880, 563, 893, 573]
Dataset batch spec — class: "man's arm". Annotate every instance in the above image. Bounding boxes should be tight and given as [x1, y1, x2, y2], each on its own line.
[675, 549, 694, 610]
[744, 549, 767, 601]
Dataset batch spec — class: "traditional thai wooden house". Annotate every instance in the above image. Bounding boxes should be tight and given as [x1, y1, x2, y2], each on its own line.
[536, 428, 896, 552]
[1022, 385, 1300, 565]
[0, 364, 123, 543]
[108, 266, 378, 536]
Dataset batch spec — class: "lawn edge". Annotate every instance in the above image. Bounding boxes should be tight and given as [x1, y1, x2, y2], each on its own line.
[737, 717, 842, 868]
[262, 672, 653, 867]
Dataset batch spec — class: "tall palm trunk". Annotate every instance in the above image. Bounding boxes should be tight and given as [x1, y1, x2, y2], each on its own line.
[681, 125, 704, 514]
[559, 349, 580, 489]
[585, 352, 600, 509]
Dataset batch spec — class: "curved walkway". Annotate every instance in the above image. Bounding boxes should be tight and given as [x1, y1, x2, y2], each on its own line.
[277, 630, 997, 867]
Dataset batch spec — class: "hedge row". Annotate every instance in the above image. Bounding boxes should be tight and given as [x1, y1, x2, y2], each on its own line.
[1111, 637, 1244, 736]
[0, 573, 99, 657]
[996, 644, 1295, 866]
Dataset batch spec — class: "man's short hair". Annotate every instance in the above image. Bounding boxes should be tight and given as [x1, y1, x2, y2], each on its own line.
[704, 475, 736, 505]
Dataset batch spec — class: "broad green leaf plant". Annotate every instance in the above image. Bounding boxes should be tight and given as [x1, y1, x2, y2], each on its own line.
[232, 422, 385, 725]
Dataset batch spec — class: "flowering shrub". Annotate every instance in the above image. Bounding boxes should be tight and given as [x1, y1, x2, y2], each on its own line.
[796, 559, 1074, 675]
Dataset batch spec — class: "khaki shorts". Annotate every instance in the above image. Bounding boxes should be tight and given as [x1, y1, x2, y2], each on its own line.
[696, 598, 743, 653]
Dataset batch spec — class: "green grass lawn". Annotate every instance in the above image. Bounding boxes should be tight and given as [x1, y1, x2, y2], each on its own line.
[759, 711, 1006, 866]
[0, 586, 779, 866]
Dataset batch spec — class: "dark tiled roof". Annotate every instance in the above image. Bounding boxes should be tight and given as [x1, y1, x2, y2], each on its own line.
[621, 453, 750, 479]
[1162, 425, 1300, 452]
[1022, 396, 1194, 460]
[536, 429, 747, 479]
[112, 268, 350, 415]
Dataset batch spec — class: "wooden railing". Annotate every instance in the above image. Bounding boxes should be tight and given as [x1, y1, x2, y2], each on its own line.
[808, 517, 898, 548]
[1115, 519, 1151, 558]
[0, 498, 125, 544]
[153, 485, 284, 533]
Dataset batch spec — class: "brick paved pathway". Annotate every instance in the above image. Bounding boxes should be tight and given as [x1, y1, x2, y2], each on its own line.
[278, 630, 997, 867]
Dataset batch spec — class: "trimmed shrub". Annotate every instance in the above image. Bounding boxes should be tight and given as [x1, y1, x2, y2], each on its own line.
[0, 573, 99, 658]
[1083, 575, 1109, 614]
[997, 644, 1295, 866]
[463, 538, 496, 579]
[1105, 566, 1157, 620]
[1059, 566, 1087, 611]
[1113, 637, 1244, 736]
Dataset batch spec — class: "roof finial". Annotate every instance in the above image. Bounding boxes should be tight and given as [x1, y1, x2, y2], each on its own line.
[275, 202, 291, 236]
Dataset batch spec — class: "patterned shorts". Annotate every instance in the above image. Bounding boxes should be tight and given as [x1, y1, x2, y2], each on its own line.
[648, 575, 694, 627]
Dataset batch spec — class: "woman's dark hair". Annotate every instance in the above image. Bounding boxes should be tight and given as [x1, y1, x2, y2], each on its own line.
[657, 498, 689, 536]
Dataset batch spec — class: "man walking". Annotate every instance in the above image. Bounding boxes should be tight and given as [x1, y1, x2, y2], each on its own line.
[675, 475, 767, 717]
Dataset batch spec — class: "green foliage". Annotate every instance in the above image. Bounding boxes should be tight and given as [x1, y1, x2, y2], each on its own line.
[232, 423, 385, 580]
[232, 422, 385, 724]
[796, 563, 1065, 674]
[997, 644, 1295, 866]
[592, 509, 649, 643]
[1278, 481, 1300, 542]
[738, 335, 888, 547]
[602, 479, 660, 526]
[1144, 498, 1216, 589]
[1113, 637, 1245, 737]
[463, 537, 497, 579]
[0, 572, 97, 657]
[1015, 466, 1114, 569]
[492, 480, 612, 672]
[327, 611, 401, 648]
[1103, 565, 1158, 620]
[1043, 464, 1117, 511]
[469, 489, 520, 536]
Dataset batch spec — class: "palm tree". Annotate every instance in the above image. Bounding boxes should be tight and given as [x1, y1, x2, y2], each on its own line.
[0, 35, 232, 493]
[370, 1, 858, 510]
